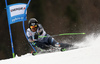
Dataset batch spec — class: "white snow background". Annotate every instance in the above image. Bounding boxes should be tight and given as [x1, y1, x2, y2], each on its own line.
[0, 33, 100, 64]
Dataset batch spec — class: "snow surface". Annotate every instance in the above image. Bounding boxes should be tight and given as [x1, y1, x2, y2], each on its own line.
[0, 33, 100, 64]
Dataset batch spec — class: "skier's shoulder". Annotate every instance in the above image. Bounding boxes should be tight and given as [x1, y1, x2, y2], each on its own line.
[38, 24, 45, 31]
[38, 24, 43, 29]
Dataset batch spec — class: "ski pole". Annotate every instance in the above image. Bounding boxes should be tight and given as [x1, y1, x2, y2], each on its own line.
[39, 33, 86, 38]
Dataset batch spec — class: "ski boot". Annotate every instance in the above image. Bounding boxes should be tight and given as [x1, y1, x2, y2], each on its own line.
[54, 43, 66, 51]
[54, 42, 60, 47]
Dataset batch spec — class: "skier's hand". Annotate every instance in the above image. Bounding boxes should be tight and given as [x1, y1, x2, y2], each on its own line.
[34, 33, 38, 39]
[32, 42, 36, 46]
[28, 39, 35, 42]
[32, 41, 38, 47]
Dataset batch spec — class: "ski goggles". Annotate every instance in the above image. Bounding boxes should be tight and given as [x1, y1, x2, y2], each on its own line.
[30, 25, 37, 29]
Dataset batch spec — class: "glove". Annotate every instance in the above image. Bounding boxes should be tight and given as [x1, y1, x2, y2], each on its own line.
[32, 42, 36, 46]
[34, 32, 38, 39]
[31, 41, 38, 47]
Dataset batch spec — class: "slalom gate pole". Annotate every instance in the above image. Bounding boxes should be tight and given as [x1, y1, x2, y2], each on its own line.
[22, 0, 37, 52]
[8, 24, 15, 58]
[5, 0, 15, 58]
[39, 33, 86, 38]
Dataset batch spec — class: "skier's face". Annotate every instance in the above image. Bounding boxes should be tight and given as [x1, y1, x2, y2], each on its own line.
[30, 26, 37, 32]
[31, 28, 37, 32]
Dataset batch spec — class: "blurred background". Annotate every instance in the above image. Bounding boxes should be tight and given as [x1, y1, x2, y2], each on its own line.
[0, 0, 100, 60]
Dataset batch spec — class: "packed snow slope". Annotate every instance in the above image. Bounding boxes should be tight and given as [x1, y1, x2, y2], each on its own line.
[0, 33, 100, 64]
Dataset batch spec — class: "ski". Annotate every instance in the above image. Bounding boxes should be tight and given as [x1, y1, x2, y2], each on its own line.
[31, 44, 73, 56]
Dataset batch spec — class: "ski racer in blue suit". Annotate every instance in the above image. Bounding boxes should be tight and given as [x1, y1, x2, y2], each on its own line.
[26, 18, 60, 49]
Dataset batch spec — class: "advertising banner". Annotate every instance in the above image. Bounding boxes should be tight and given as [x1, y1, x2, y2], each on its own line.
[6, 3, 27, 24]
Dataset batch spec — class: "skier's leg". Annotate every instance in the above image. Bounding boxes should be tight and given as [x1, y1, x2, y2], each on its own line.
[47, 37, 60, 47]
[35, 40, 50, 50]
[43, 34, 60, 47]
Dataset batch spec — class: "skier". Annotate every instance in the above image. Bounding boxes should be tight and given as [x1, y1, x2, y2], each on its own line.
[26, 18, 66, 55]
[26, 18, 61, 50]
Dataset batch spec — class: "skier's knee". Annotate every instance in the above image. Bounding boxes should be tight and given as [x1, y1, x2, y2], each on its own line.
[48, 37, 57, 46]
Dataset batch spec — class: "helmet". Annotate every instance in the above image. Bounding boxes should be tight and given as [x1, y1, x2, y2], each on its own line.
[28, 18, 38, 28]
